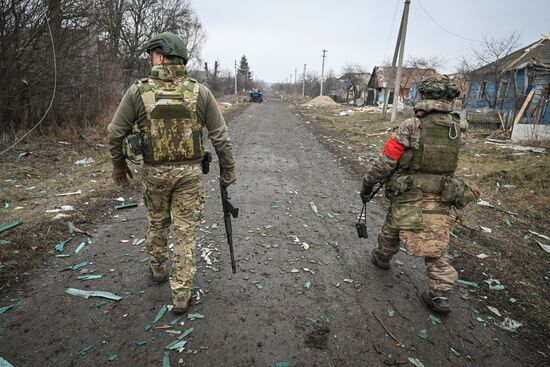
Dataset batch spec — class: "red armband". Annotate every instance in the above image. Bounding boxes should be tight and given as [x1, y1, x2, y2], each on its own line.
[382, 138, 405, 161]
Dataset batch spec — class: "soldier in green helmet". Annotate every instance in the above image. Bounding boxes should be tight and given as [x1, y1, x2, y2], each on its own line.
[361, 74, 477, 314]
[108, 32, 236, 314]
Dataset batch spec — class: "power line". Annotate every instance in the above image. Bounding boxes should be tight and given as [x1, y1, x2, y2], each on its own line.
[1, 16, 57, 156]
[417, 0, 482, 43]
[384, 0, 401, 63]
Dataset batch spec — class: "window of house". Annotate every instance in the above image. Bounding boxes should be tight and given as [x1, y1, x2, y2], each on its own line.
[478, 80, 487, 99]
[498, 81, 509, 100]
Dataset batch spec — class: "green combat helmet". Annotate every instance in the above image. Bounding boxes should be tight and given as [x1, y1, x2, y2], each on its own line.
[145, 32, 188, 64]
[418, 74, 460, 101]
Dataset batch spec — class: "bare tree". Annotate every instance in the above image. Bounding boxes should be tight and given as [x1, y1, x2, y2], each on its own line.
[340, 64, 368, 104]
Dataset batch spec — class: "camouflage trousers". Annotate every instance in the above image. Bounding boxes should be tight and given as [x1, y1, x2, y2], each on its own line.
[143, 163, 204, 306]
[377, 203, 458, 297]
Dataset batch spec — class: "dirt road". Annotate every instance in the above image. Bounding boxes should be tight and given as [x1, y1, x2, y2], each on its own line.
[0, 97, 533, 366]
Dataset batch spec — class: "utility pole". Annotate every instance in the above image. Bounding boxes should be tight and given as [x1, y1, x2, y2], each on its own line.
[382, 2, 406, 119]
[302, 64, 306, 97]
[320, 49, 327, 96]
[391, 0, 411, 122]
[234, 60, 238, 96]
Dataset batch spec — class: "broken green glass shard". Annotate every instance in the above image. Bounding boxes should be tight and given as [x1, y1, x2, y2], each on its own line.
[65, 288, 122, 301]
[90, 301, 108, 309]
[165, 340, 187, 350]
[108, 354, 118, 361]
[144, 324, 153, 332]
[135, 340, 147, 346]
[429, 315, 442, 325]
[74, 241, 86, 254]
[114, 203, 138, 210]
[0, 221, 22, 234]
[456, 279, 479, 288]
[178, 328, 194, 340]
[153, 304, 168, 324]
[187, 313, 205, 320]
[77, 274, 104, 281]
[0, 299, 21, 315]
[416, 329, 428, 340]
[77, 344, 94, 357]
[0, 240, 10, 245]
[55, 238, 71, 252]
[162, 352, 170, 367]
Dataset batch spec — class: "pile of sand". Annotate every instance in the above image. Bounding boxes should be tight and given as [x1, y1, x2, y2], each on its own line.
[302, 96, 337, 107]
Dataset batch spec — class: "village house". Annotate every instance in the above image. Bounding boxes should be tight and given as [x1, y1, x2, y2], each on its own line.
[366, 66, 436, 105]
[464, 36, 550, 139]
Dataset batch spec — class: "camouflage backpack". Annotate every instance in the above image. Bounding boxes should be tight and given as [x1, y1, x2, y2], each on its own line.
[137, 74, 204, 164]
[418, 74, 460, 101]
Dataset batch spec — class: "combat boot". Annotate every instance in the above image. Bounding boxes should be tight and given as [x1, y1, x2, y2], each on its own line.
[172, 293, 191, 315]
[150, 263, 168, 284]
[371, 249, 391, 270]
[421, 291, 451, 314]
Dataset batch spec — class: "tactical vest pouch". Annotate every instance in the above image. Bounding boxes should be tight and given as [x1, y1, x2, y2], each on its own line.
[390, 188, 424, 230]
[122, 133, 143, 164]
[441, 177, 478, 209]
[409, 174, 443, 194]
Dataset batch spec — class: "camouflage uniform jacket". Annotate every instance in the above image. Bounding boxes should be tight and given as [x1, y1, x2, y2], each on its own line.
[107, 65, 235, 171]
[362, 99, 466, 189]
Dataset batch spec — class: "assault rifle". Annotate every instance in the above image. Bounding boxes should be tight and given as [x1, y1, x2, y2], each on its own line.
[356, 182, 384, 239]
[219, 163, 239, 273]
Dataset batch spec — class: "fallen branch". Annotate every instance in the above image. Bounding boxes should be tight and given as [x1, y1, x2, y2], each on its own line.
[372, 312, 399, 343]
[388, 300, 410, 321]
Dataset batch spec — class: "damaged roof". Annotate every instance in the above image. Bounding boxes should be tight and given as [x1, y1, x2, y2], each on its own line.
[474, 36, 550, 74]
[368, 66, 436, 89]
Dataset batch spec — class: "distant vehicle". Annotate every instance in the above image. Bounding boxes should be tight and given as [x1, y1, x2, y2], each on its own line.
[249, 89, 263, 102]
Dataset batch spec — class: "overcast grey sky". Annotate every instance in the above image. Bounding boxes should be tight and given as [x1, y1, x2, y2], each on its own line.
[193, 0, 549, 83]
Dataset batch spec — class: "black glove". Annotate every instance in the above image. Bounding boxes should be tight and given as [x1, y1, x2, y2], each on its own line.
[360, 185, 373, 204]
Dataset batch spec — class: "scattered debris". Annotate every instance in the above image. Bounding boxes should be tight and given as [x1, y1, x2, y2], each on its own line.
[479, 225, 492, 234]
[77, 344, 95, 357]
[46, 205, 75, 213]
[429, 315, 441, 325]
[304, 281, 312, 290]
[450, 347, 461, 357]
[496, 317, 522, 332]
[77, 274, 104, 281]
[0, 356, 14, 367]
[165, 340, 187, 351]
[0, 240, 9, 245]
[275, 362, 289, 367]
[153, 305, 169, 324]
[74, 241, 87, 254]
[0, 299, 21, 315]
[373, 312, 399, 343]
[343, 278, 354, 283]
[309, 201, 318, 214]
[162, 351, 170, 367]
[476, 253, 489, 259]
[485, 279, 506, 291]
[187, 313, 205, 321]
[301, 242, 310, 251]
[108, 354, 119, 362]
[74, 157, 95, 166]
[407, 357, 425, 367]
[211, 223, 219, 229]
[56, 190, 82, 197]
[416, 329, 428, 340]
[255, 283, 264, 290]
[536, 241, 550, 254]
[65, 288, 122, 301]
[528, 230, 550, 241]
[487, 306, 502, 317]
[456, 279, 480, 288]
[114, 203, 138, 210]
[0, 221, 23, 234]
[61, 261, 90, 271]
